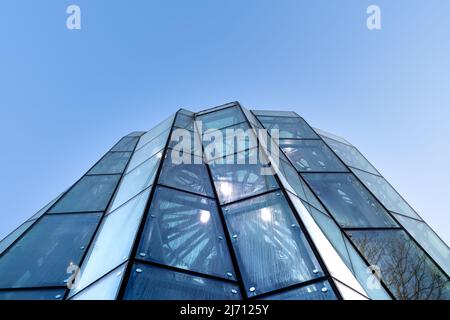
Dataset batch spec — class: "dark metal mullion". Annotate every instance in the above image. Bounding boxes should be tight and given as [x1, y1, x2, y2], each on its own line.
[134, 258, 239, 285]
[156, 183, 216, 200]
[251, 109, 397, 300]
[240, 105, 343, 300]
[115, 112, 179, 300]
[216, 188, 281, 208]
[61, 132, 143, 300]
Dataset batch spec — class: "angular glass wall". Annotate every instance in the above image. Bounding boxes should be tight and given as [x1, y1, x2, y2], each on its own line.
[0, 102, 448, 300]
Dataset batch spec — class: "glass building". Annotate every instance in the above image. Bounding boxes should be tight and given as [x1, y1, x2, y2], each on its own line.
[0, 102, 448, 300]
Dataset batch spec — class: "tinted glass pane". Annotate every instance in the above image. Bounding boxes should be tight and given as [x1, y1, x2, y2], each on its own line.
[262, 280, 337, 300]
[393, 214, 450, 276]
[352, 168, 421, 219]
[110, 153, 160, 211]
[169, 128, 203, 155]
[323, 137, 379, 175]
[209, 156, 278, 204]
[72, 264, 126, 300]
[127, 130, 168, 173]
[0, 213, 101, 288]
[49, 175, 120, 214]
[136, 115, 174, 150]
[197, 106, 246, 131]
[0, 221, 34, 255]
[303, 173, 398, 228]
[314, 128, 352, 146]
[252, 110, 299, 117]
[70, 189, 150, 296]
[174, 113, 195, 131]
[127, 131, 146, 137]
[137, 187, 235, 280]
[28, 192, 64, 221]
[280, 139, 348, 172]
[111, 136, 139, 152]
[223, 192, 324, 296]
[0, 289, 65, 300]
[159, 150, 214, 197]
[88, 152, 132, 175]
[347, 229, 450, 300]
[275, 157, 326, 212]
[197, 102, 237, 116]
[257, 116, 319, 139]
[203, 122, 258, 160]
[124, 263, 241, 300]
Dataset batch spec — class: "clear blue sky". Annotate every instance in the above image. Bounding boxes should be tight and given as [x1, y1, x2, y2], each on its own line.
[0, 1, 449, 244]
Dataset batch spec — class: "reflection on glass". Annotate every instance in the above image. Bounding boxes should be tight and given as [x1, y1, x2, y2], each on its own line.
[136, 115, 174, 150]
[223, 192, 324, 296]
[303, 173, 398, 228]
[111, 136, 139, 152]
[0, 213, 100, 288]
[352, 168, 421, 220]
[88, 152, 132, 175]
[158, 151, 214, 197]
[72, 264, 126, 300]
[347, 229, 450, 300]
[280, 139, 348, 172]
[137, 186, 235, 280]
[197, 106, 246, 131]
[393, 214, 450, 276]
[127, 130, 169, 173]
[0, 289, 65, 300]
[70, 189, 150, 297]
[49, 175, 120, 214]
[124, 263, 241, 300]
[209, 154, 278, 204]
[110, 153, 160, 211]
[256, 116, 319, 139]
[322, 137, 379, 175]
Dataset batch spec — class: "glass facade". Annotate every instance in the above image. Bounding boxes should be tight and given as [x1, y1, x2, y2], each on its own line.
[0, 102, 448, 300]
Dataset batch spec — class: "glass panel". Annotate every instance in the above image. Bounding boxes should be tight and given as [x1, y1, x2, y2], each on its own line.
[256, 116, 319, 139]
[347, 229, 450, 300]
[275, 157, 326, 212]
[223, 192, 324, 296]
[0, 221, 34, 255]
[174, 113, 194, 131]
[168, 129, 203, 156]
[203, 122, 258, 160]
[303, 173, 398, 228]
[0, 289, 65, 300]
[209, 153, 278, 204]
[197, 106, 246, 131]
[341, 235, 392, 300]
[127, 130, 169, 173]
[196, 102, 237, 116]
[111, 136, 139, 152]
[261, 280, 337, 300]
[280, 139, 348, 172]
[352, 168, 421, 220]
[72, 264, 126, 300]
[252, 110, 299, 117]
[159, 150, 214, 197]
[136, 115, 174, 150]
[127, 131, 146, 137]
[110, 153, 160, 211]
[334, 281, 369, 300]
[393, 214, 450, 276]
[88, 152, 132, 175]
[70, 189, 150, 297]
[49, 175, 120, 214]
[314, 128, 353, 146]
[124, 263, 241, 300]
[322, 137, 379, 175]
[0, 213, 101, 288]
[137, 186, 235, 280]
